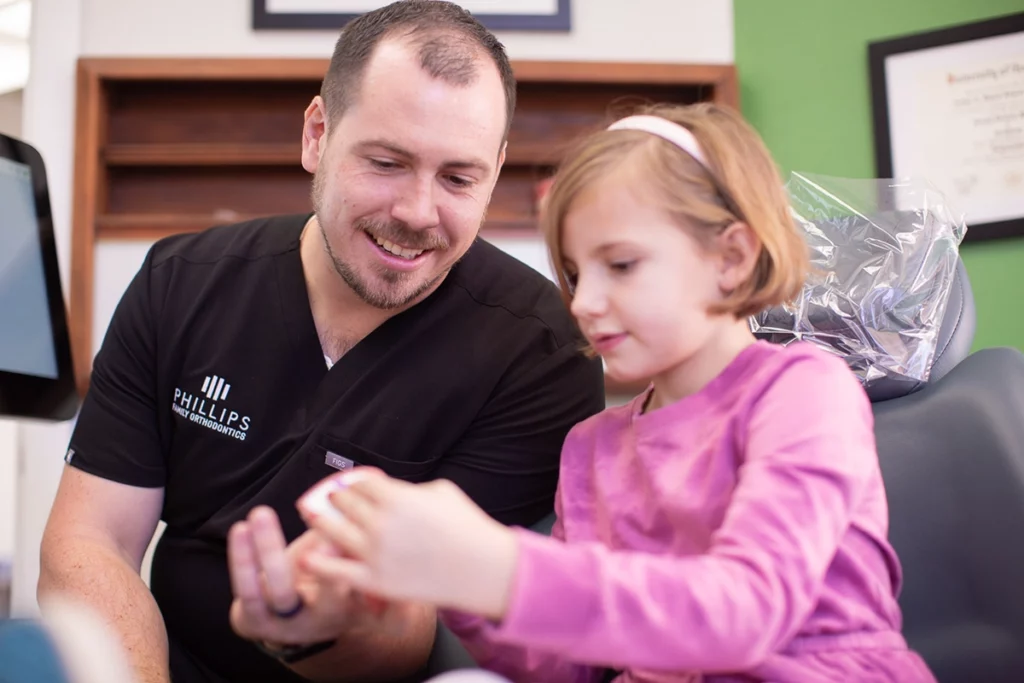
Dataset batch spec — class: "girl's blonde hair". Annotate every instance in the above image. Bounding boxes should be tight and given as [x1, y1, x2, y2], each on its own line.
[541, 102, 808, 319]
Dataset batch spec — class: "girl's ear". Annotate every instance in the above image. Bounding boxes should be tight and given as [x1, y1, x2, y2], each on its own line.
[715, 221, 760, 294]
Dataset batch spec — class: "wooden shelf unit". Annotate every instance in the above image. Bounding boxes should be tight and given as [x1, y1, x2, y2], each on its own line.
[72, 57, 738, 396]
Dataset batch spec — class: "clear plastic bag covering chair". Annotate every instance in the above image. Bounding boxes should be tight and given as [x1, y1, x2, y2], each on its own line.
[751, 173, 967, 392]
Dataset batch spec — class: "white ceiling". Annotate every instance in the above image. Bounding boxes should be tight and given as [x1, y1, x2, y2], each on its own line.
[0, 0, 30, 95]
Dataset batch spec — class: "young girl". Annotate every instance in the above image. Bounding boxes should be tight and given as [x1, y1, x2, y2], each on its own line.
[296, 103, 936, 682]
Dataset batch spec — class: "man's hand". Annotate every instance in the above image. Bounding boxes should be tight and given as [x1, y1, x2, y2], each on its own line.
[297, 469, 520, 621]
[229, 504, 438, 681]
[228, 506, 379, 646]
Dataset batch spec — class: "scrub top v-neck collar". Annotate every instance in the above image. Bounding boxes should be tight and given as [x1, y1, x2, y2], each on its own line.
[271, 213, 451, 419]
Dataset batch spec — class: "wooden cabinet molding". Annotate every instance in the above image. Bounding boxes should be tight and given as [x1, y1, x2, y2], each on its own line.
[71, 57, 738, 397]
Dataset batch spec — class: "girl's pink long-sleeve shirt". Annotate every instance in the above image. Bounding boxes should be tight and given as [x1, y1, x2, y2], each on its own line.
[443, 341, 935, 682]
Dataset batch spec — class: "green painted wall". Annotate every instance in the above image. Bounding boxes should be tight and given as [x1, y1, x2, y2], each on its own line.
[735, 0, 1024, 351]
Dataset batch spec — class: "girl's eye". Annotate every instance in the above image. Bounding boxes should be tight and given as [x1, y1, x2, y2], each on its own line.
[610, 260, 636, 274]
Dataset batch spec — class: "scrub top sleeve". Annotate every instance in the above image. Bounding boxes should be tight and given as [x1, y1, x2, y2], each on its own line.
[66, 247, 166, 488]
[436, 341, 604, 527]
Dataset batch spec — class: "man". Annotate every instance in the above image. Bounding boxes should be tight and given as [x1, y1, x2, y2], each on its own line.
[37, 2, 604, 682]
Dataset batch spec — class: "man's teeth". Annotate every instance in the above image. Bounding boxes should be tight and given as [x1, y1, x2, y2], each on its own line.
[374, 235, 425, 260]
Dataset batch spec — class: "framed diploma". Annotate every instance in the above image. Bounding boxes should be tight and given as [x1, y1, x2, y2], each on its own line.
[869, 12, 1024, 242]
[253, 0, 571, 31]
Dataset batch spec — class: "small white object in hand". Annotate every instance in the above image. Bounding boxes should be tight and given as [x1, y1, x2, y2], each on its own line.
[425, 672, 512, 683]
[298, 470, 370, 520]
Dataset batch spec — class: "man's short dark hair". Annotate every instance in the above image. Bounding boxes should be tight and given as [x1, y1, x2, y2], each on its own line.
[321, 0, 517, 141]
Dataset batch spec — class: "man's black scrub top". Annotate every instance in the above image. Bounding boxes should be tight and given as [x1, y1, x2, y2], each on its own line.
[66, 213, 605, 682]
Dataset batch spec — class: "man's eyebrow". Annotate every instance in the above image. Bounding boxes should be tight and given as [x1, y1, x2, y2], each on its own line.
[354, 139, 412, 159]
[354, 139, 491, 173]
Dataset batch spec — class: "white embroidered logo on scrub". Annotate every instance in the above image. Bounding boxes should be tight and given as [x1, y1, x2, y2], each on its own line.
[202, 375, 231, 402]
[172, 375, 251, 441]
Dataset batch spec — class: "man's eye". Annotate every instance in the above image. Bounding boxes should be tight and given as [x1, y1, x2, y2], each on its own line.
[445, 175, 475, 189]
[370, 159, 399, 170]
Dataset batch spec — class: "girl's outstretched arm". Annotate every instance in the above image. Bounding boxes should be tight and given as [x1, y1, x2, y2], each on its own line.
[438, 509, 603, 683]
[453, 354, 879, 673]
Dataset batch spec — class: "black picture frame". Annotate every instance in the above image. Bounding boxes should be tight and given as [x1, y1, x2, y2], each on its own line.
[868, 12, 1024, 242]
[0, 132, 79, 421]
[253, 0, 571, 31]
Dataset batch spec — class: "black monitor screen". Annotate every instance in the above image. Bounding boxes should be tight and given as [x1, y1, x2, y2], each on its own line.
[0, 132, 78, 420]
[0, 156, 59, 379]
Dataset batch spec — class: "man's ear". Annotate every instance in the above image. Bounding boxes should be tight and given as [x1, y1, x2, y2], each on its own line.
[497, 141, 507, 172]
[716, 221, 761, 293]
[482, 142, 508, 210]
[301, 96, 329, 174]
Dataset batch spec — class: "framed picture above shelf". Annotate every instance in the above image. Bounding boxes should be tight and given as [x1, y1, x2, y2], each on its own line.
[252, 0, 572, 32]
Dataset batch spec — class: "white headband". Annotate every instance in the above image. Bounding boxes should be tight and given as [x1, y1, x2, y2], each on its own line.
[607, 115, 708, 168]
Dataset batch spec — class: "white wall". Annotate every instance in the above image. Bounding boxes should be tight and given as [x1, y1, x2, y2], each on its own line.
[13, 0, 734, 614]
[0, 420, 15, 566]
[0, 89, 23, 137]
[80, 0, 731, 62]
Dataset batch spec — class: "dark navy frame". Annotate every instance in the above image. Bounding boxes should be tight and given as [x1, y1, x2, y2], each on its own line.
[253, 0, 571, 31]
[868, 12, 1024, 242]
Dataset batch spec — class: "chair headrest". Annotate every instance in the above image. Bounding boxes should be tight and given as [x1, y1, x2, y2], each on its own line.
[919, 259, 976, 382]
[865, 257, 976, 401]
[754, 258, 975, 402]
[753, 175, 974, 402]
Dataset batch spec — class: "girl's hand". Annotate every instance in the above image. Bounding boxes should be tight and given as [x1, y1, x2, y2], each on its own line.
[296, 469, 519, 621]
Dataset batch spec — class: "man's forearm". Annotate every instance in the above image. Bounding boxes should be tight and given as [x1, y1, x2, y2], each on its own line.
[290, 602, 438, 683]
[39, 537, 171, 683]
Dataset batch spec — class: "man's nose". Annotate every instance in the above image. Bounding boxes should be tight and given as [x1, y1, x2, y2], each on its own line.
[391, 176, 440, 232]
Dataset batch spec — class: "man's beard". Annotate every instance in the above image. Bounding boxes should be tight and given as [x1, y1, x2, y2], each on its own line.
[312, 166, 453, 311]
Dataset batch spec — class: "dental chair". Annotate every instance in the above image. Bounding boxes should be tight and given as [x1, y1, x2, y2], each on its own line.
[754, 176, 1024, 678]
[759, 251, 1024, 682]
[867, 262, 1024, 682]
